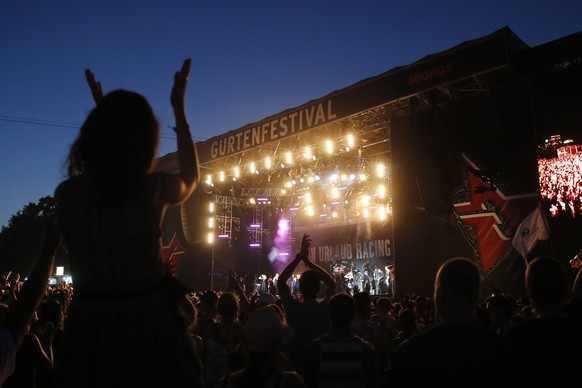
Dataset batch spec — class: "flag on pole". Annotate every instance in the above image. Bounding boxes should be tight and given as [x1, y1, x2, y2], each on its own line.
[512, 205, 550, 259]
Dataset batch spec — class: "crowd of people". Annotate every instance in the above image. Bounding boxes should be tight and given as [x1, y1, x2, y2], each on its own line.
[538, 152, 582, 219]
[1, 60, 581, 387]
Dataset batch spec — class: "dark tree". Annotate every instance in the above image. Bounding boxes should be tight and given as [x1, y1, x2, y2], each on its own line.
[0, 196, 65, 276]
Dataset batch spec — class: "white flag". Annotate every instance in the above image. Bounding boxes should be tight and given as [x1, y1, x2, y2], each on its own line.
[512, 206, 550, 259]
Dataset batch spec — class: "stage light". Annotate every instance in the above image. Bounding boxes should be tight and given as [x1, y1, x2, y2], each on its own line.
[377, 163, 385, 178]
[362, 195, 370, 207]
[378, 184, 386, 198]
[207, 233, 213, 244]
[347, 134, 354, 148]
[379, 206, 386, 220]
[304, 146, 312, 159]
[206, 175, 212, 185]
[234, 166, 240, 178]
[209, 203, 214, 213]
[326, 140, 333, 154]
[286, 151, 292, 165]
[265, 157, 272, 169]
[250, 162, 256, 174]
[219, 171, 225, 182]
[208, 218, 214, 228]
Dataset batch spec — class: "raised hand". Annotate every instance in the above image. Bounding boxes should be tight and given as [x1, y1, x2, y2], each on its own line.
[84, 69, 104, 104]
[171, 58, 192, 128]
[299, 234, 311, 262]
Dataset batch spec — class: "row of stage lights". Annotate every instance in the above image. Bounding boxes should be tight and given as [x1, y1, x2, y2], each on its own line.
[203, 134, 377, 186]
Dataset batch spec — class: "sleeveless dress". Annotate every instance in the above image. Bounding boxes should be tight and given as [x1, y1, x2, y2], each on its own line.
[52, 175, 202, 388]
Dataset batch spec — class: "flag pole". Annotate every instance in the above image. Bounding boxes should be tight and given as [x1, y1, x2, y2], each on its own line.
[537, 201, 555, 259]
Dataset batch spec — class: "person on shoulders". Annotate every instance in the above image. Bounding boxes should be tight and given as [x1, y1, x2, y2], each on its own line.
[52, 59, 203, 388]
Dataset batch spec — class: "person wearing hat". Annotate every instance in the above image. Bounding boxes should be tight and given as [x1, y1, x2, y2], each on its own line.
[217, 306, 306, 387]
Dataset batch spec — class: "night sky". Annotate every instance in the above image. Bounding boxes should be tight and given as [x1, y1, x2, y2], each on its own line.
[1, 1, 581, 227]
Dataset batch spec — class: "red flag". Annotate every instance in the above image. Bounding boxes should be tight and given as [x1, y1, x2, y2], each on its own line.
[512, 206, 550, 259]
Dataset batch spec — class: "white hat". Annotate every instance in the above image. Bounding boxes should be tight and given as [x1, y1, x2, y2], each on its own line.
[238, 306, 294, 353]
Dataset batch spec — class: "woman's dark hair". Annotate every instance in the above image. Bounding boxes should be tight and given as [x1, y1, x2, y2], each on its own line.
[66, 89, 160, 203]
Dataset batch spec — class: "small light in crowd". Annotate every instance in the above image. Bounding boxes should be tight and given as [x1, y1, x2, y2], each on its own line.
[56, 266, 64, 276]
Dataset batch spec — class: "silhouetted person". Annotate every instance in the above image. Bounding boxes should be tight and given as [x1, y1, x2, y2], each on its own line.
[52, 59, 203, 387]
[383, 257, 535, 387]
[505, 256, 582, 387]
[217, 306, 306, 387]
[277, 234, 335, 381]
[305, 293, 375, 388]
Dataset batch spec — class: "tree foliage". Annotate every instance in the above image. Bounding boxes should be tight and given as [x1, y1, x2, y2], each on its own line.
[0, 196, 65, 277]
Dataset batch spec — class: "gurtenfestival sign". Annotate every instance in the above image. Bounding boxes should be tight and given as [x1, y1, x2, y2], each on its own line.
[195, 28, 511, 163]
